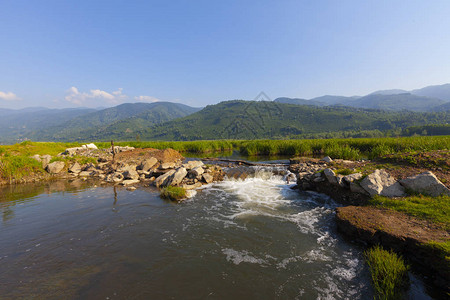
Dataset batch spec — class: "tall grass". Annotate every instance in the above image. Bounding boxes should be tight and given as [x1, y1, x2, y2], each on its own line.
[0, 155, 43, 182]
[159, 186, 186, 201]
[365, 246, 409, 300]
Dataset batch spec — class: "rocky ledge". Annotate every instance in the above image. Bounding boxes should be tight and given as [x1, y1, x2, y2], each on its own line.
[32, 145, 224, 200]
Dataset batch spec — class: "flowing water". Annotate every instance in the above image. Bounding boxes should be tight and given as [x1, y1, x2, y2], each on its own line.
[0, 167, 432, 299]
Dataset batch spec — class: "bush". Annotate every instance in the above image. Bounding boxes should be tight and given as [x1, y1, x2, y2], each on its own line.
[160, 186, 186, 201]
[365, 246, 409, 300]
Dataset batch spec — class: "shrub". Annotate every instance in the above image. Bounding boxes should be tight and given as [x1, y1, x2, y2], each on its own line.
[365, 246, 409, 300]
[160, 186, 186, 201]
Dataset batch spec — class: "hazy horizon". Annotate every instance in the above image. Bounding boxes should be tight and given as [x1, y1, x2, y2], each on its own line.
[1, 1, 450, 109]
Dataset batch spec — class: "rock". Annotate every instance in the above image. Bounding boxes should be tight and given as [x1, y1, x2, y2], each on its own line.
[400, 171, 450, 197]
[343, 173, 363, 183]
[78, 171, 94, 177]
[350, 182, 369, 195]
[154, 169, 176, 188]
[31, 154, 41, 162]
[183, 160, 204, 170]
[138, 157, 158, 171]
[185, 190, 197, 198]
[41, 155, 52, 168]
[360, 169, 405, 197]
[336, 174, 347, 188]
[126, 186, 137, 191]
[159, 162, 176, 170]
[182, 182, 203, 190]
[321, 156, 333, 163]
[123, 169, 139, 180]
[45, 161, 65, 174]
[83, 163, 97, 171]
[170, 167, 187, 186]
[69, 162, 82, 173]
[84, 143, 97, 149]
[313, 177, 325, 183]
[121, 179, 140, 186]
[112, 172, 124, 183]
[202, 173, 214, 184]
[190, 166, 204, 177]
[323, 168, 337, 185]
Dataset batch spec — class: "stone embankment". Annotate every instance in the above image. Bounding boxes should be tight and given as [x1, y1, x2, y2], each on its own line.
[32, 144, 224, 200]
[290, 155, 450, 292]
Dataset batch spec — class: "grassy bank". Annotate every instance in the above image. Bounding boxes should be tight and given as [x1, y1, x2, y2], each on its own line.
[369, 195, 450, 230]
[98, 136, 449, 160]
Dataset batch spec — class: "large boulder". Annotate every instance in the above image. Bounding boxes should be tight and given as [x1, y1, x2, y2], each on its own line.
[343, 173, 363, 184]
[321, 156, 333, 163]
[139, 157, 158, 171]
[68, 162, 82, 173]
[189, 166, 204, 177]
[84, 143, 98, 149]
[202, 173, 214, 184]
[400, 171, 450, 197]
[41, 155, 52, 168]
[159, 162, 176, 170]
[154, 169, 176, 188]
[323, 168, 337, 185]
[46, 161, 65, 174]
[183, 160, 204, 170]
[170, 167, 188, 186]
[123, 169, 139, 180]
[360, 169, 405, 197]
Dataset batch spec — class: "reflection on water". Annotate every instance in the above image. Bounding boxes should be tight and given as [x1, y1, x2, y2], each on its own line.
[0, 171, 430, 299]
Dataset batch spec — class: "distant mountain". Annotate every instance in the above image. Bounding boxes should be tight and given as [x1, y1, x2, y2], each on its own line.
[0, 107, 97, 143]
[431, 102, 450, 112]
[119, 100, 449, 141]
[274, 97, 326, 106]
[29, 102, 201, 141]
[412, 83, 450, 101]
[349, 93, 446, 112]
[369, 89, 408, 95]
[308, 95, 360, 105]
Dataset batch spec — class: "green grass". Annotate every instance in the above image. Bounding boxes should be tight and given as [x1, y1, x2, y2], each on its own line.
[369, 195, 450, 230]
[159, 186, 186, 201]
[0, 155, 44, 182]
[365, 245, 409, 300]
[422, 240, 450, 263]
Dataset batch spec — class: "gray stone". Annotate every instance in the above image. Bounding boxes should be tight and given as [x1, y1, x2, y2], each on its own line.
[170, 167, 188, 186]
[400, 171, 450, 197]
[78, 171, 94, 177]
[123, 169, 139, 180]
[182, 182, 203, 190]
[182, 160, 204, 170]
[154, 169, 176, 188]
[126, 186, 137, 191]
[121, 179, 140, 186]
[41, 155, 52, 168]
[202, 173, 214, 184]
[139, 157, 158, 171]
[321, 156, 333, 163]
[185, 190, 197, 198]
[69, 162, 82, 173]
[343, 173, 363, 183]
[112, 172, 124, 182]
[336, 174, 347, 188]
[159, 162, 176, 170]
[323, 168, 337, 185]
[350, 182, 369, 195]
[190, 166, 204, 177]
[360, 169, 405, 197]
[45, 161, 65, 174]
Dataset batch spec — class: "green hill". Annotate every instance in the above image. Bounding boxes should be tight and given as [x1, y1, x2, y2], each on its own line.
[28, 102, 200, 142]
[117, 100, 450, 141]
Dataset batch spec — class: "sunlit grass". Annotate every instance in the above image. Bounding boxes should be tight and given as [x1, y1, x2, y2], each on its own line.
[159, 186, 186, 201]
[365, 246, 409, 300]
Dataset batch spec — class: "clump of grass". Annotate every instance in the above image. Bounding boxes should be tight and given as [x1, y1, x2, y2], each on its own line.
[422, 240, 450, 263]
[160, 186, 186, 201]
[369, 195, 450, 230]
[335, 168, 354, 175]
[365, 245, 409, 300]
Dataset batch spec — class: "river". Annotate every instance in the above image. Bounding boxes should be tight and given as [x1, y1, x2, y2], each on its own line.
[0, 165, 432, 299]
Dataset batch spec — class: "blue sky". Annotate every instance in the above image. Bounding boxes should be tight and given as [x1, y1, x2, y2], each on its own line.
[1, 0, 450, 108]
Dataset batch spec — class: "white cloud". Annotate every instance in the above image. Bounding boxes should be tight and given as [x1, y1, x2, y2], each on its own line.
[0, 91, 21, 101]
[65, 87, 128, 105]
[134, 95, 160, 103]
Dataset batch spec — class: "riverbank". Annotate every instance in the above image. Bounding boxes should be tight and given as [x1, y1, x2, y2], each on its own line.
[290, 151, 449, 295]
